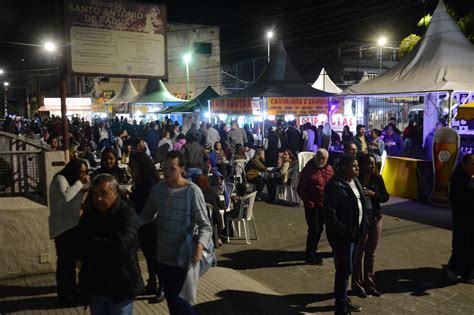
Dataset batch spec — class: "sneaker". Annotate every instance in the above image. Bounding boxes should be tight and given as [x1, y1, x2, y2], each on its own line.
[366, 289, 382, 297]
[144, 281, 158, 295]
[347, 298, 362, 312]
[305, 253, 323, 266]
[149, 290, 165, 304]
[446, 268, 462, 281]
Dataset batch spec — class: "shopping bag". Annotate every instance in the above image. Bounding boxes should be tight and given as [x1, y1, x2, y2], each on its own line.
[179, 263, 200, 303]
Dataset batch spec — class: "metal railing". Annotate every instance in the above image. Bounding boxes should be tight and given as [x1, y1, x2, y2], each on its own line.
[0, 132, 49, 201]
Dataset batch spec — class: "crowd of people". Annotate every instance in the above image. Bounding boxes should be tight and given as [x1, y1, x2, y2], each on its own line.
[36, 113, 473, 315]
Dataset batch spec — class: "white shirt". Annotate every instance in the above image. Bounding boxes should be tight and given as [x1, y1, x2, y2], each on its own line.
[348, 179, 363, 226]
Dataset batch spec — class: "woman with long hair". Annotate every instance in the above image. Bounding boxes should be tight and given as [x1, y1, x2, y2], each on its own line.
[92, 148, 131, 185]
[351, 153, 389, 298]
[267, 149, 296, 203]
[194, 174, 225, 247]
[128, 151, 164, 303]
[49, 159, 90, 306]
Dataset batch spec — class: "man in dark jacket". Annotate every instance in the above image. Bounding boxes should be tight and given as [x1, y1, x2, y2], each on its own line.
[297, 148, 334, 265]
[286, 122, 301, 157]
[180, 133, 210, 179]
[78, 174, 144, 314]
[146, 122, 161, 159]
[446, 153, 474, 283]
[324, 155, 367, 315]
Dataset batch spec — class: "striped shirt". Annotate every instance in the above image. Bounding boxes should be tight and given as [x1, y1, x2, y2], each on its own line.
[139, 181, 212, 267]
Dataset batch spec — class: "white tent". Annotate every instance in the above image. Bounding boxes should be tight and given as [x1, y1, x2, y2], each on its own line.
[106, 79, 138, 104]
[312, 68, 342, 93]
[342, 0, 474, 95]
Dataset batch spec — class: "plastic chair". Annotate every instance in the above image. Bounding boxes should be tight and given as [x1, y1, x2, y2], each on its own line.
[226, 191, 258, 244]
[232, 159, 247, 183]
[298, 152, 315, 173]
[276, 167, 301, 204]
[219, 182, 235, 226]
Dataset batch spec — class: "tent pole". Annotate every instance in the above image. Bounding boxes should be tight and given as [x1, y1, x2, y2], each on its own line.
[208, 100, 211, 123]
[447, 90, 453, 128]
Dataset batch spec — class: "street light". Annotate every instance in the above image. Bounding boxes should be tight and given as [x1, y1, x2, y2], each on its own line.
[377, 36, 387, 74]
[4, 81, 9, 116]
[0, 69, 4, 75]
[44, 41, 57, 53]
[183, 53, 192, 99]
[266, 31, 274, 63]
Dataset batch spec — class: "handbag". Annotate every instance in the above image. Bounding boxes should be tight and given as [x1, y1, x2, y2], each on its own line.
[178, 186, 217, 272]
[178, 186, 217, 301]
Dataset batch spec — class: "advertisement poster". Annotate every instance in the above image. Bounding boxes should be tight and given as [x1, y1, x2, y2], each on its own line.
[267, 97, 329, 116]
[64, 0, 167, 78]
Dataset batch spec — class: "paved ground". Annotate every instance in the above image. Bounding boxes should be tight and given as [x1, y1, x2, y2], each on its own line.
[1, 196, 473, 314]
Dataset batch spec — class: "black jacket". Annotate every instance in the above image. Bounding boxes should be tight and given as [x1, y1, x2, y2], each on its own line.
[449, 165, 474, 217]
[360, 174, 389, 220]
[324, 175, 367, 244]
[78, 197, 145, 302]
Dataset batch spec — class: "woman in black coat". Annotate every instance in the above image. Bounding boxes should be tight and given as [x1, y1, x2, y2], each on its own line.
[351, 153, 389, 298]
[128, 151, 164, 303]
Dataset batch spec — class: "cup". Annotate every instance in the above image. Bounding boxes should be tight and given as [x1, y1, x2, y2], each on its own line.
[429, 127, 460, 206]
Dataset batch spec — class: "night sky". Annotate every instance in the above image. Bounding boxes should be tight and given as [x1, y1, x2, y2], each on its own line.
[0, 0, 472, 94]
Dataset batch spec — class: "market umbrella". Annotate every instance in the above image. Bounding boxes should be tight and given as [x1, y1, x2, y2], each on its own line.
[457, 101, 474, 121]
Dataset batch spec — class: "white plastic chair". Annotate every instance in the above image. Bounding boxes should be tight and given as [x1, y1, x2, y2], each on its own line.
[226, 191, 258, 244]
[219, 182, 235, 226]
[276, 166, 300, 204]
[298, 152, 315, 173]
[232, 159, 247, 183]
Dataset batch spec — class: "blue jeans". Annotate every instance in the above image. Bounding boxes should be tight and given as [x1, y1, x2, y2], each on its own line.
[88, 295, 133, 315]
[157, 263, 195, 315]
[185, 168, 203, 180]
[332, 241, 357, 303]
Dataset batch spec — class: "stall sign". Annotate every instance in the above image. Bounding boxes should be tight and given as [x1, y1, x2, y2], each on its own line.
[210, 98, 253, 115]
[43, 97, 92, 111]
[330, 114, 355, 132]
[252, 98, 261, 116]
[267, 97, 328, 115]
[299, 114, 328, 127]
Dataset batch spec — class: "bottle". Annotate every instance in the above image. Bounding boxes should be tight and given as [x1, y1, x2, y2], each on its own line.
[429, 127, 460, 206]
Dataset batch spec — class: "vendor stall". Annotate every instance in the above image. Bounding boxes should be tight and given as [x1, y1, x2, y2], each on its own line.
[129, 79, 186, 121]
[211, 41, 333, 133]
[160, 86, 220, 123]
[340, 0, 474, 201]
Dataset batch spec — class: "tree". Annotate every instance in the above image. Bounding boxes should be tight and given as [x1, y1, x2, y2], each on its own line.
[398, 7, 474, 57]
[399, 34, 422, 59]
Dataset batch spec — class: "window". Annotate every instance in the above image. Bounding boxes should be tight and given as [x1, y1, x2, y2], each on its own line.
[193, 42, 212, 55]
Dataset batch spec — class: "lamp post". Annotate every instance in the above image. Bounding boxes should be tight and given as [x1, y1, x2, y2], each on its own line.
[183, 53, 192, 99]
[3, 82, 9, 117]
[377, 37, 387, 74]
[266, 31, 273, 63]
[44, 40, 70, 161]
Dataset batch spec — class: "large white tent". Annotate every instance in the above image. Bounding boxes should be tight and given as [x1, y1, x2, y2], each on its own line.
[106, 79, 138, 104]
[342, 0, 474, 95]
[312, 68, 342, 93]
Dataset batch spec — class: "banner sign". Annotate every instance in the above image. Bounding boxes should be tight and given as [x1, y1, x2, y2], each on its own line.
[64, 0, 167, 78]
[210, 98, 253, 115]
[267, 97, 329, 115]
[330, 114, 355, 132]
